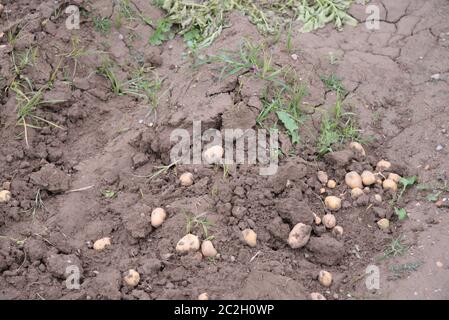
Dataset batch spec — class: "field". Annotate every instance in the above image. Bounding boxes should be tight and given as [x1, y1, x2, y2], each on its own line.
[0, 0, 448, 300]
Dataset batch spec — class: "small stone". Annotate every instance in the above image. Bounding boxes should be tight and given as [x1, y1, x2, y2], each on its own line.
[291, 54, 298, 61]
[431, 73, 441, 80]
[377, 218, 390, 230]
[0, 190, 12, 203]
[317, 171, 328, 184]
[242, 229, 257, 247]
[310, 292, 326, 300]
[436, 261, 443, 268]
[436, 145, 443, 151]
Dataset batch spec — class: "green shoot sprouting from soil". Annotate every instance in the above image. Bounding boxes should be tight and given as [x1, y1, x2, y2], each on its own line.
[316, 98, 361, 155]
[379, 235, 410, 260]
[185, 213, 214, 239]
[93, 16, 112, 34]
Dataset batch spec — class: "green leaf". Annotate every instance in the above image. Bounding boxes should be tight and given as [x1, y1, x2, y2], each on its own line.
[399, 176, 417, 188]
[276, 111, 300, 144]
[395, 207, 408, 220]
[102, 190, 117, 199]
[426, 191, 441, 202]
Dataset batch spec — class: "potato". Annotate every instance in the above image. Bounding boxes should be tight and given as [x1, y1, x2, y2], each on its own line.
[93, 237, 111, 251]
[361, 171, 376, 186]
[288, 223, 312, 249]
[388, 173, 401, 183]
[203, 145, 224, 164]
[176, 234, 200, 253]
[318, 270, 333, 287]
[312, 212, 321, 225]
[0, 190, 11, 203]
[325, 196, 341, 211]
[374, 194, 382, 203]
[123, 269, 140, 287]
[383, 179, 397, 192]
[198, 293, 209, 300]
[377, 218, 390, 230]
[345, 171, 363, 189]
[319, 188, 326, 194]
[151, 207, 167, 228]
[349, 141, 366, 156]
[179, 172, 194, 186]
[201, 240, 217, 257]
[310, 292, 327, 300]
[322, 214, 336, 229]
[242, 229, 257, 247]
[327, 180, 337, 189]
[376, 160, 391, 171]
[351, 187, 364, 199]
[317, 171, 328, 184]
[332, 226, 344, 236]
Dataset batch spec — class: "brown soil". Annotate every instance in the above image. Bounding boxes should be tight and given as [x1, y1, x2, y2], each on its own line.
[1, 0, 448, 300]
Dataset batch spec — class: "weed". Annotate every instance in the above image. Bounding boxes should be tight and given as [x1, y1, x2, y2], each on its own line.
[149, 18, 174, 46]
[317, 98, 360, 155]
[185, 213, 214, 238]
[30, 189, 46, 220]
[380, 235, 409, 260]
[286, 22, 293, 53]
[389, 261, 423, 279]
[93, 16, 112, 34]
[61, 36, 94, 79]
[97, 61, 124, 95]
[11, 47, 38, 76]
[320, 74, 347, 96]
[102, 190, 117, 199]
[133, 159, 179, 180]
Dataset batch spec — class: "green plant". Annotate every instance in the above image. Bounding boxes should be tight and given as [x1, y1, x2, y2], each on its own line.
[30, 189, 46, 220]
[380, 235, 409, 260]
[133, 159, 179, 180]
[102, 190, 117, 199]
[149, 18, 174, 45]
[93, 16, 112, 34]
[317, 99, 360, 155]
[97, 61, 124, 95]
[185, 213, 214, 238]
[320, 74, 347, 96]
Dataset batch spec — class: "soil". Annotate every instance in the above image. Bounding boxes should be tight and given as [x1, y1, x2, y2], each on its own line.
[1, 0, 448, 300]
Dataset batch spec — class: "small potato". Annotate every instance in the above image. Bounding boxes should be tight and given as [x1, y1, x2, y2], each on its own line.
[383, 179, 397, 192]
[317, 171, 328, 184]
[318, 270, 333, 287]
[325, 196, 342, 211]
[123, 269, 140, 287]
[319, 188, 326, 194]
[327, 180, 337, 189]
[179, 172, 194, 186]
[322, 214, 336, 229]
[203, 145, 224, 164]
[374, 194, 382, 203]
[361, 171, 376, 186]
[312, 212, 321, 225]
[310, 292, 327, 300]
[198, 293, 209, 300]
[93, 237, 111, 251]
[345, 171, 363, 189]
[388, 173, 401, 183]
[288, 223, 312, 249]
[351, 187, 364, 199]
[242, 229, 257, 247]
[151, 207, 167, 228]
[176, 234, 200, 253]
[332, 226, 344, 236]
[376, 160, 391, 171]
[0, 190, 11, 203]
[377, 218, 390, 230]
[201, 240, 217, 257]
[349, 141, 366, 156]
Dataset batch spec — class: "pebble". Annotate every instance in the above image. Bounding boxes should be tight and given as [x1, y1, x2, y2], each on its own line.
[436, 145, 443, 151]
[431, 74, 441, 80]
[436, 261, 443, 268]
[291, 54, 298, 61]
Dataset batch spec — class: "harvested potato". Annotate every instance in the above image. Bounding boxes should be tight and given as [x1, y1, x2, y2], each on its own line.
[151, 208, 167, 228]
[322, 214, 336, 229]
[325, 196, 341, 211]
[327, 180, 337, 189]
[345, 171, 363, 189]
[203, 145, 224, 164]
[349, 141, 366, 156]
[361, 171, 376, 186]
[318, 270, 333, 287]
[0, 190, 11, 203]
[332, 226, 343, 236]
[176, 234, 200, 253]
[320, 188, 326, 194]
[242, 229, 257, 247]
[198, 293, 209, 300]
[351, 187, 364, 199]
[310, 292, 327, 300]
[288, 223, 312, 249]
[93, 237, 111, 251]
[201, 240, 218, 257]
[377, 218, 390, 230]
[317, 171, 328, 184]
[388, 173, 401, 183]
[376, 160, 391, 171]
[179, 172, 194, 186]
[313, 212, 322, 225]
[383, 179, 397, 192]
[123, 269, 140, 287]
